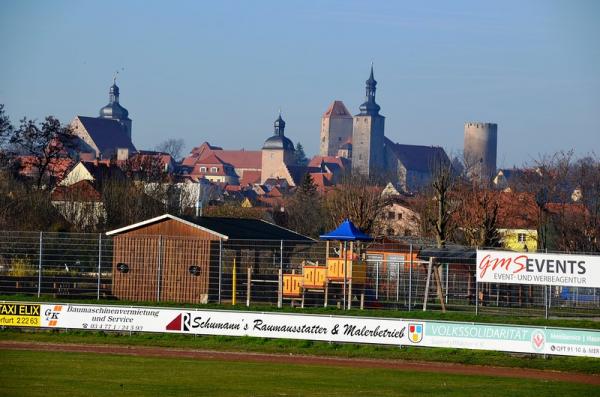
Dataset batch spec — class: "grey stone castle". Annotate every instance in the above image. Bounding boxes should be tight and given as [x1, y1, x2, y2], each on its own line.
[322, 66, 450, 192]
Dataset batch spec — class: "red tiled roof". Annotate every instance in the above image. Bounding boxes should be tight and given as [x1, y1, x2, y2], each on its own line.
[206, 150, 261, 169]
[51, 180, 102, 202]
[322, 100, 352, 118]
[183, 141, 262, 170]
[17, 156, 74, 181]
[240, 170, 262, 186]
[196, 152, 226, 165]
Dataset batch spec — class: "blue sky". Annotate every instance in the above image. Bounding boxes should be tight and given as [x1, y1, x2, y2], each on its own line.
[1, 0, 598, 166]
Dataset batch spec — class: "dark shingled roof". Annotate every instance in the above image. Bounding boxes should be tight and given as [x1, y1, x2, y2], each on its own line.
[184, 216, 314, 241]
[106, 214, 314, 242]
[418, 247, 476, 264]
[385, 137, 449, 173]
[78, 116, 136, 154]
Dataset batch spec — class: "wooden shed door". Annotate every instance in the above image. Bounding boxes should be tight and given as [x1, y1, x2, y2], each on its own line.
[160, 237, 211, 304]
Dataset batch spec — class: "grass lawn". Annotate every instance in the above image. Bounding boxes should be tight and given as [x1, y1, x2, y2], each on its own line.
[2, 328, 599, 375]
[1, 349, 598, 397]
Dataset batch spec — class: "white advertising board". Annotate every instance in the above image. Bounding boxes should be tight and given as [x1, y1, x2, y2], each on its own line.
[477, 250, 600, 288]
[5, 302, 591, 358]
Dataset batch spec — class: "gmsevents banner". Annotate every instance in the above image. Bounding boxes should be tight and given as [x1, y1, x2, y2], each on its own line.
[477, 250, 600, 288]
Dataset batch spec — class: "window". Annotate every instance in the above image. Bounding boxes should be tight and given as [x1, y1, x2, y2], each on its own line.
[388, 211, 395, 220]
[211, 167, 218, 173]
[397, 213, 403, 220]
[200, 166, 206, 172]
[517, 233, 526, 243]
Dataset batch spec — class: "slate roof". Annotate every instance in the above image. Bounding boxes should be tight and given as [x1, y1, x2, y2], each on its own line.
[77, 116, 136, 154]
[385, 137, 450, 173]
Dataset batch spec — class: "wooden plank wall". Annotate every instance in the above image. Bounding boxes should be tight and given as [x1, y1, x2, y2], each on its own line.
[161, 237, 211, 304]
[112, 236, 160, 302]
[111, 219, 221, 304]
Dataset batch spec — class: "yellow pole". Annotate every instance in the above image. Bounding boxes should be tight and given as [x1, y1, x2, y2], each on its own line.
[232, 258, 237, 305]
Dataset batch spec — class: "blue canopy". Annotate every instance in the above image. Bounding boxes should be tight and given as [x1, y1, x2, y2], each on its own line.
[320, 219, 372, 241]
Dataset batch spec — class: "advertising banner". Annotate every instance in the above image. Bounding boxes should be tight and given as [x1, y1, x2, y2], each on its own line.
[0, 302, 41, 327]
[1, 301, 598, 358]
[477, 250, 600, 288]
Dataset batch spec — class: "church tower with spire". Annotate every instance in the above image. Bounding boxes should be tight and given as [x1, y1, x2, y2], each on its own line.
[99, 77, 132, 140]
[261, 112, 296, 184]
[351, 65, 385, 177]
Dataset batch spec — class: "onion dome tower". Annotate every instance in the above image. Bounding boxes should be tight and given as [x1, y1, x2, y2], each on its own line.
[262, 112, 295, 151]
[99, 77, 132, 140]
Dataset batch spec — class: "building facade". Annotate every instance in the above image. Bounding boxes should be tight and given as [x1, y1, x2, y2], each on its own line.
[320, 101, 353, 157]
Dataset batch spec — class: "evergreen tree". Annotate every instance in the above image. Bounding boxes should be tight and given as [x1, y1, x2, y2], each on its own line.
[294, 142, 308, 166]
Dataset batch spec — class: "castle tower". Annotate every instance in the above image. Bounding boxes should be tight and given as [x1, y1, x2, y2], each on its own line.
[320, 100, 353, 157]
[463, 122, 497, 180]
[99, 77, 132, 140]
[351, 65, 385, 177]
[261, 113, 295, 184]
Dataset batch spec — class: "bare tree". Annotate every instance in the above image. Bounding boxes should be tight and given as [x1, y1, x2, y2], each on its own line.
[324, 173, 390, 235]
[155, 138, 185, 161]
[9, 116, 76, 190]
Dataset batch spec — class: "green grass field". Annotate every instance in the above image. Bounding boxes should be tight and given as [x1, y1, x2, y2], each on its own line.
[0, 349, 598, 397]
[2, 328, 599, 374]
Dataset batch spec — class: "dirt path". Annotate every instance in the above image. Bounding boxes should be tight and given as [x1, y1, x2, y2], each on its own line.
[1, 341, 599, 385]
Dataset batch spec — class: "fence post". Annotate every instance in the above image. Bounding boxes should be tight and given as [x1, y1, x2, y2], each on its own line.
[218, 239, 222, 304]
[246, 266, 252, 307]
[475, 274, 479, 316]
[544, 284, 549, 319]
[157, 236, 162, 302]
[408, 244, 413, 311]
[97, 233, 102, 300]
[423, 257, 433, 311]
[37, 231, 43, 298]
[445, 263, 449, 304]
[396, 259, 400, 303]
[278, 240, 283, 308]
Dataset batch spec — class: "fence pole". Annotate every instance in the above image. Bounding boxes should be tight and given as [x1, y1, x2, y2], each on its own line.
[218, 239, 222, 304]
[445, 263, 449, 304]
[37, 232, 43, 298]
[343, 241, 347, 310]
[396, 259, 400, 303]
[246, 266, 252, 307]
[97, 233, 102, 300]
[544, 284, 549, 319]
[423, 257, 433, 311]
[157, 236, 162, 302]
[278, 240, 283, 308]
[232, 258, 237, 305]
[375, 259, 379, 300]
[408, 244, 413, 311]
[475, 275, 479, 316]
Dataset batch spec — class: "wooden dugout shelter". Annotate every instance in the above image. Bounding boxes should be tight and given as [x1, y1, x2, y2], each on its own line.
[106, 214, 314, 304]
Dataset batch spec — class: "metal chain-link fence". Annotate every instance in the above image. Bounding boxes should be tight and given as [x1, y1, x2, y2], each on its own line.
[0, 231, 598, 318]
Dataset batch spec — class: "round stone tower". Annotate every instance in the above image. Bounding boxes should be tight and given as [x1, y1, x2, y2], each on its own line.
[463, 122, 497, 180]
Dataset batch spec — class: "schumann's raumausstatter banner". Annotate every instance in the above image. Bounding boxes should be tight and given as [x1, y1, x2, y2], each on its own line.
[476, 250, 600, 288]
